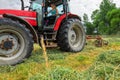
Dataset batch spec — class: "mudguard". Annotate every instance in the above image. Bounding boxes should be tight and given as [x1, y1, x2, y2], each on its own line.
[0, 9, 37, 26]
[54, 13, 81, 31]
[2, 13, 39, 43]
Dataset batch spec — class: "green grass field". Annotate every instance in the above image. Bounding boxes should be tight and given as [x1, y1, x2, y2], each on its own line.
[0, 37, 120, 80]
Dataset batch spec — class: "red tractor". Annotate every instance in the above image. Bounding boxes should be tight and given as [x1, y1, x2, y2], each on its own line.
[0, 0, 86, 65]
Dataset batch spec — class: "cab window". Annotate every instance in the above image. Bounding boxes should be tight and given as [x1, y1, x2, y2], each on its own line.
[47, 4, 63, 16]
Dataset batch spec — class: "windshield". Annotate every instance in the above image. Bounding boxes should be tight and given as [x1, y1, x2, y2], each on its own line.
[32, 0, 42, 4]
[30, 0, 42, 11]
[47, 4, 63, 16]
[57, 4, 63, 14]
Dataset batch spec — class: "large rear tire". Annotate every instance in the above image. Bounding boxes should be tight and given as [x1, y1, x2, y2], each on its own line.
[57, 18, 86, 52]
[0, 18, 33, 65]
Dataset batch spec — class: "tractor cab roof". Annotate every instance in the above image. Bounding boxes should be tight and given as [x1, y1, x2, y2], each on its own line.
[31, 0, 64, 6]
[45, 0, 62, 6]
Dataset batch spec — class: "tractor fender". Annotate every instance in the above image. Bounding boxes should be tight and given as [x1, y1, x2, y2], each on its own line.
[3, 13, 39, 43]
[54, 13, 81, 31]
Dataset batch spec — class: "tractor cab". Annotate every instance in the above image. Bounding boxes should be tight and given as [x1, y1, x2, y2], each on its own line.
[29, 0, 70, 31]
[27, 0, 71, 41]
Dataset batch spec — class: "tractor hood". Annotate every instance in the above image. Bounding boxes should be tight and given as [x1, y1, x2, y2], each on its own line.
[0, 9, 37, 26]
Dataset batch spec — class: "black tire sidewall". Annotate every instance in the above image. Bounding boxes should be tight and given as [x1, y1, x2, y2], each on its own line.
[0, 18, 33, 65]
[57, 18, 86, 52]
[68, 20, 86, 51]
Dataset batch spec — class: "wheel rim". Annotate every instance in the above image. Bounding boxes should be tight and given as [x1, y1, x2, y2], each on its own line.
[0, 28, 25, 60]
[68, 23, 83, 48]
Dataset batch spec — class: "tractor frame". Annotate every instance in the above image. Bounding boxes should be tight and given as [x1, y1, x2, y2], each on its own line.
[0, 0, 86, 65]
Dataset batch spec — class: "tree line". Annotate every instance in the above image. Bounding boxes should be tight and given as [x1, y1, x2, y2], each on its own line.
[83, 0, 120, 35]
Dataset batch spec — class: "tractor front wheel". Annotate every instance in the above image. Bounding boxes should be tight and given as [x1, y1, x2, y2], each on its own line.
[57, 18, 86, 52]
[0, 18, 33, 65]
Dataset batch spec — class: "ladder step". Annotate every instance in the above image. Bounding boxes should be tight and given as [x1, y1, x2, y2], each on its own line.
[44, 32, 57, 35]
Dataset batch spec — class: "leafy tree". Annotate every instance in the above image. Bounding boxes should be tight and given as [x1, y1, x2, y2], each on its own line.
[83, 0, 119, 35]
[91, 0, 116, 34]
[83, 13, 89, 22]
[91, 9, 99, 20]
[106, 8, 120, 34]
[83, 13, 95, 35]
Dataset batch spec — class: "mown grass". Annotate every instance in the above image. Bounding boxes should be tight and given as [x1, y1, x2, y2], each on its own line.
[30, 50, 120, 80]
[0, 37, 120, 80]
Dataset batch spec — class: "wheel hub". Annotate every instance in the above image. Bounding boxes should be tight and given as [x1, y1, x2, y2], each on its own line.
[68, 24, 82, 48]
[0, 39, 14, 50]
[70, 30, 77, 44]
[0, 34, 18, 56]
